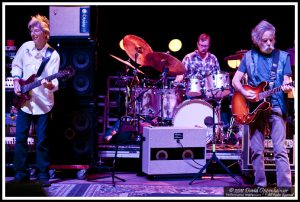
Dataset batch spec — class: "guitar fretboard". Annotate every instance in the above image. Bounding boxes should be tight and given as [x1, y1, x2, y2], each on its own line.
[258, 81, 294, 100]
[21, 73, 61, 93]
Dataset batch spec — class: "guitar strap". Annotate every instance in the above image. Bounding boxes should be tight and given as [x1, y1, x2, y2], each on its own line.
[36, 46, 54, 77]
[269, 49, 280, 89]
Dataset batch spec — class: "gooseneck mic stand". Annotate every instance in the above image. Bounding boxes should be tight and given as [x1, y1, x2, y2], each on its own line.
[189, 90, 242, 185]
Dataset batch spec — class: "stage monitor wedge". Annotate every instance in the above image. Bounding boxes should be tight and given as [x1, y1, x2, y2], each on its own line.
[142, 126, 207, 176]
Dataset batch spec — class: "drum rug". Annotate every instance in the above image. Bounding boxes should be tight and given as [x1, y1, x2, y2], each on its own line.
[45, 183, 224, 197]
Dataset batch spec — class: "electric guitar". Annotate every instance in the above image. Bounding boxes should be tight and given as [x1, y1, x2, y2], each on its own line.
[11, 66, 75, 109]
[231, 81, 294, 125]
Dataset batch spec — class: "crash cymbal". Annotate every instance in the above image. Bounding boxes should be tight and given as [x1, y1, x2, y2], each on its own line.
[110, 54, 145, 75]
[145, 52, 185, 76]
[123, 35, 153, 66]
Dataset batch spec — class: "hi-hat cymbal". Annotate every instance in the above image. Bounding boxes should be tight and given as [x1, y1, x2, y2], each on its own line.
[145, 52, 185, 76]
[110, 54, 145, 75]
[224, 50, 247, 61]
[224, 53, 244, 61]
[123, 35, 153, 66]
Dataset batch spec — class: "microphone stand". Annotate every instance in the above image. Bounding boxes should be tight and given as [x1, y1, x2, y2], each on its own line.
[189, 90, 242, 185]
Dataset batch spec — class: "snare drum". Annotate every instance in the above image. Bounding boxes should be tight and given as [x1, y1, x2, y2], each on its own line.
[205, 71, 231, 99]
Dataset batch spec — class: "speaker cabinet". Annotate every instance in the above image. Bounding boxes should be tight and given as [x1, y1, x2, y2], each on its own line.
[240, 125, 295, 172]
[49, 99, 98, 165]
[142, 126, 207, 175]
[49, 39, 96, 97]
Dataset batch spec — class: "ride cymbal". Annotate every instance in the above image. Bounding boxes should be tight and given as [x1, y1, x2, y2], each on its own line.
[145, 52, 185, 76]
[123, 35, 153, 66]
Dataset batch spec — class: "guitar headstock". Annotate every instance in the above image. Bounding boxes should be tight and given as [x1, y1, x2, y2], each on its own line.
[58, 66, 76, 80]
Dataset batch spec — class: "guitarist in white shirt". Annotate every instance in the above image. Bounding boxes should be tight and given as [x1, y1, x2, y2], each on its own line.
[10, 14, 60, 187]
[232, 20, 294, 188]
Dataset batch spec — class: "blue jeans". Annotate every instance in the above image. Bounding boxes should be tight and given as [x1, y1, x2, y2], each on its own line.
[249, 107, 292, 187]
[14, 109, 50, 180]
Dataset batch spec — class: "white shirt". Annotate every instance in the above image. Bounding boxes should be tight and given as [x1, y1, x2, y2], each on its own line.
[11, 41, 60, 115]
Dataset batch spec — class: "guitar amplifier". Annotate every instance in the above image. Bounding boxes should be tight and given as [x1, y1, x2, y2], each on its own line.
[49, 6, 90, 37]
[240, 125, 295, 172]
[142, 126, 206, 175]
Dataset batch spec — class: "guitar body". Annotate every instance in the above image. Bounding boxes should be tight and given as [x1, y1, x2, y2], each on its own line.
[12, 74, 36, 109]
[232, 81, 271, 124]
[10, 66, 75, 109]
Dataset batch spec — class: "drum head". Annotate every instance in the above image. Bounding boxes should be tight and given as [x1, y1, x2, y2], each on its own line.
[172, 99, 219, 143]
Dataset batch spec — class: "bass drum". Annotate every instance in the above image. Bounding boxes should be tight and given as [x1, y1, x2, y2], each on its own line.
[172, 99, 220, 144]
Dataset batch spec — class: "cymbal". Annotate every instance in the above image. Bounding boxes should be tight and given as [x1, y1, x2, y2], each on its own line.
[224, 53, 244, 61]
[123, 35, 153, 66]
[224, 50, 247, 61]
[110, 54, 145, 75]
[145, 52, 185, 76]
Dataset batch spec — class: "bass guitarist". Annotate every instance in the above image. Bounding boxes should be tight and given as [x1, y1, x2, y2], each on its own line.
[10, 14, 60, 187]
[232, 20, 294, 188]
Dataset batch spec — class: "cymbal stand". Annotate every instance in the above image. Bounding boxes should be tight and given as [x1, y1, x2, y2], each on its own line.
[131, 51, 145, 176]
[159, 64, 169, 125]
[189, 89, 242, 185]
[122, 65, 131, 119]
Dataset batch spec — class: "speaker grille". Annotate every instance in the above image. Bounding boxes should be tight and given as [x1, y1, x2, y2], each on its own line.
[49, 99, 97, 165]
[49, 39, 96, 97]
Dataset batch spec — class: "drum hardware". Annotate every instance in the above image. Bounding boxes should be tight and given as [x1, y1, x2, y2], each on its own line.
[119, 34, 157, 176]
[222, 117, 240, 145]
[109, 53, 146, 123]
[144, 51, 186, 124]
[123, 34, 153, 131]
[189, 91, 242, 185]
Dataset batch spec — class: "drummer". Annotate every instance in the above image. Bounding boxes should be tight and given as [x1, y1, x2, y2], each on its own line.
[174, 33, 221, 99]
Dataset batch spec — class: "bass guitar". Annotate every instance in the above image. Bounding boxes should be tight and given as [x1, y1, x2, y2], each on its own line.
[231, 81, 294, 125]
[12, 66, 74, 109]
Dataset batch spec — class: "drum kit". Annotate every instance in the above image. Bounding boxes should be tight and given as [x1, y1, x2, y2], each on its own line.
[110, 34, 234, 144]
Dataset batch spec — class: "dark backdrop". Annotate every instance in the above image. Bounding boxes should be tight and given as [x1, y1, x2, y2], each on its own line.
[5, 4, 296, 95]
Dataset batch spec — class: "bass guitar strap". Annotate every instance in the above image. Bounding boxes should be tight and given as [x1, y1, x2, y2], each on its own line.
[36, 46, 54, 77]
[268, 49, 280, 89]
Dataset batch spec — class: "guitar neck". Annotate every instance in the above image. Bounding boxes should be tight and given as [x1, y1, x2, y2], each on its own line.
[258, 81, 294, 100]
[22, 73, 59, 93]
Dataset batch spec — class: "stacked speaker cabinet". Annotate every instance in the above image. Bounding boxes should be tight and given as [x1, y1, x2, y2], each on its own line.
[142, 126, 207, 176]
[48, 38, 98, 166]
[49, 39, 96, 97]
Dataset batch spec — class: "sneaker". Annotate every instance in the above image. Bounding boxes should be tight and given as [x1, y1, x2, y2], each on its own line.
[38, 179, 51, 187]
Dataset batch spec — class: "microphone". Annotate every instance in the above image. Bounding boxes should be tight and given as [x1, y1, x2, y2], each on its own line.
[204, 116, 213, 127]
[204, 116, 225, 127]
